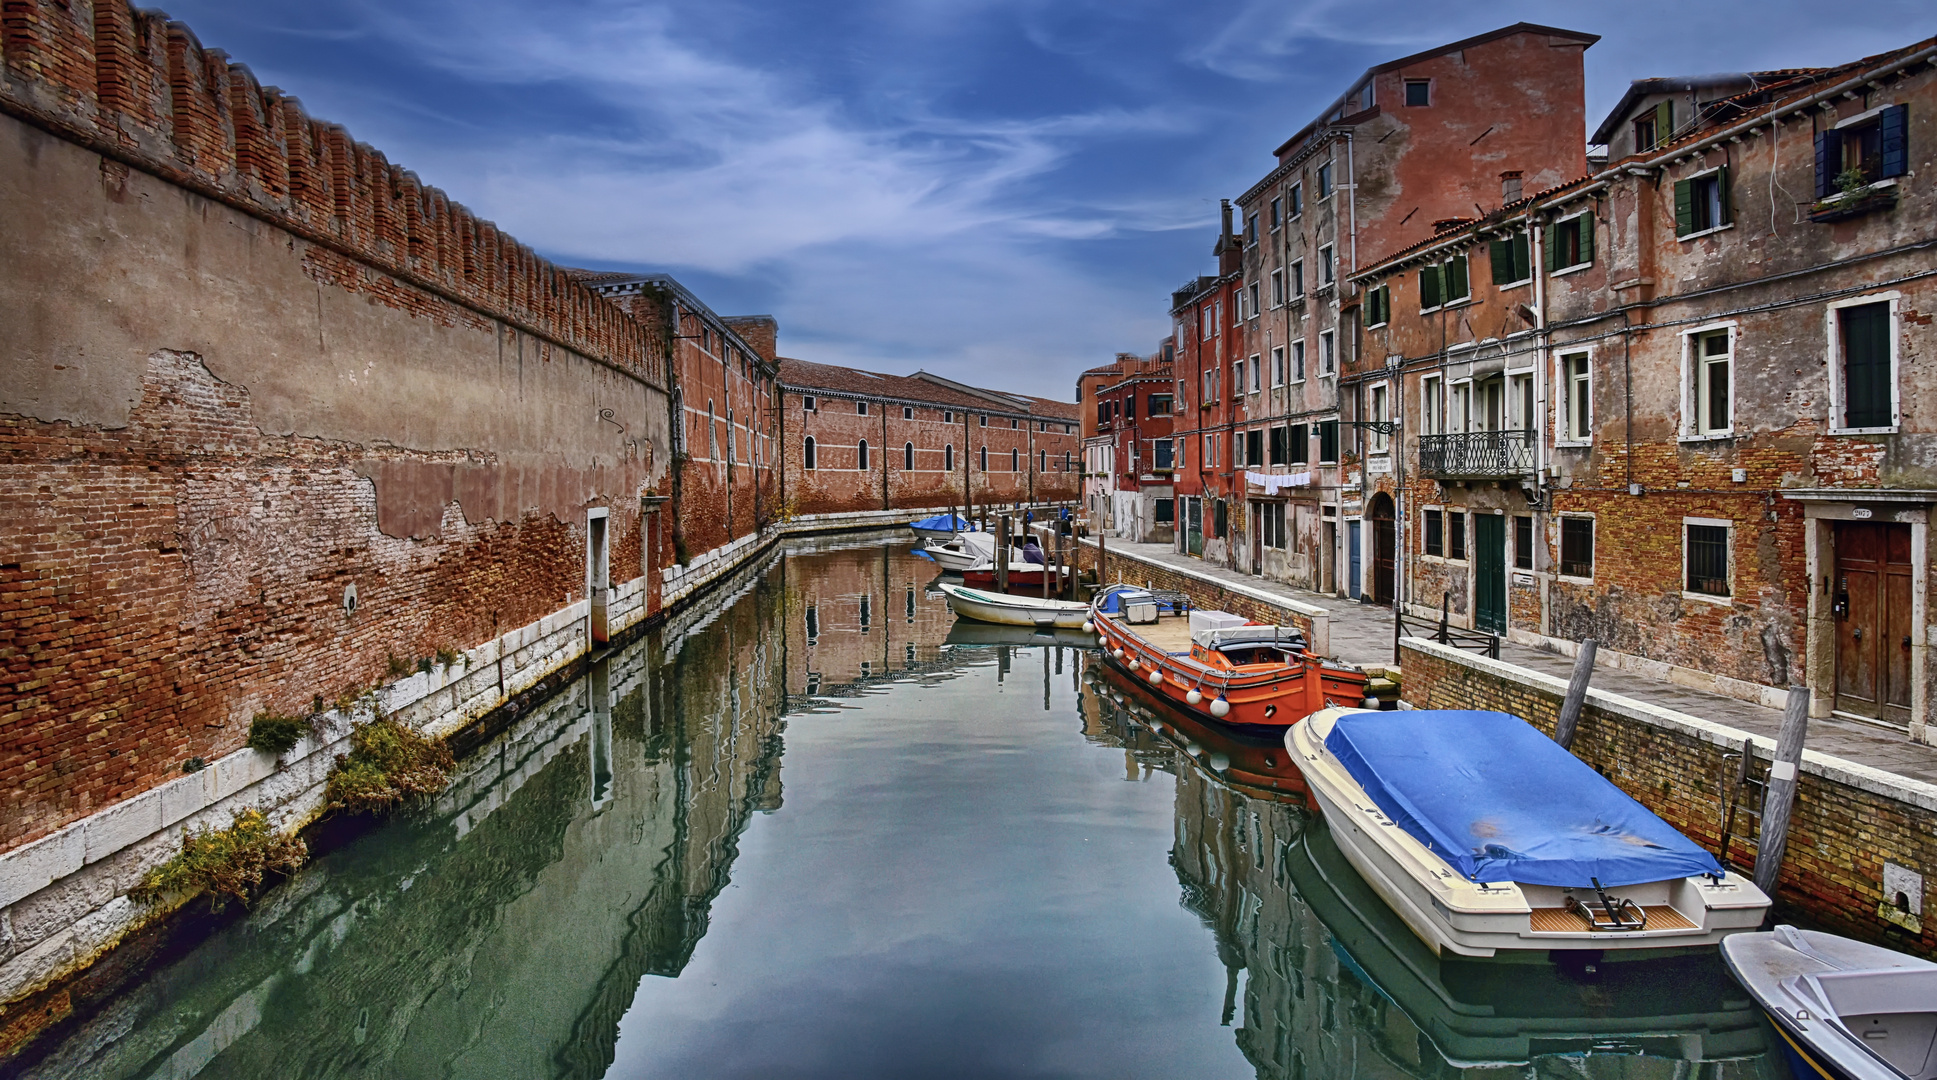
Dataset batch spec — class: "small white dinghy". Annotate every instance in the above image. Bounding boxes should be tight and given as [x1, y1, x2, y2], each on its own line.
[1287, 706, 1769, 958]
[924, 531, 1004, 572]
[936, 582, 1091, 629]
[1722, 925, 1937, 1079]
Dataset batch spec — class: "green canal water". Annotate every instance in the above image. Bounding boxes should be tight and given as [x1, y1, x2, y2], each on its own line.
[21, 538, 1789, 1079]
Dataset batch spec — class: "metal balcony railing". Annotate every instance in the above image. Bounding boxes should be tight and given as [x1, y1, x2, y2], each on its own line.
[1418, 431, 1535, 479]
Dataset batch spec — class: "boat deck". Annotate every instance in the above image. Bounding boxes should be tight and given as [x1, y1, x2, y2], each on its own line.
[1528, 905, 1697, 934]
[1107, 613, 1194, 654]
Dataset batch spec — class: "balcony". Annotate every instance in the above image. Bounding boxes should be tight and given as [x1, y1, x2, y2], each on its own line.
[1419, 431, 1535, 480]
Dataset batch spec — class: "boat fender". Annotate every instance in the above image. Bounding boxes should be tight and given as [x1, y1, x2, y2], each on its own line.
[1081, 620, 1094, 633]
[1127, 657, 1139, 670]
[1113, 647, 1124, 659]
[1185, 689, 1202, 705]
[1147, 669, 1163, 685]
[1209, 695, 1231, 719]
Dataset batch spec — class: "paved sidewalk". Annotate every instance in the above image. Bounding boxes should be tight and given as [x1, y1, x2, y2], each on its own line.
[1102, 537, 1937, 786]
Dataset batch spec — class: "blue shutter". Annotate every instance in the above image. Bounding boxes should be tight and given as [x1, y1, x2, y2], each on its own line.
[1814, 131, 1839, 199]
[1880, 105, 1909, 179]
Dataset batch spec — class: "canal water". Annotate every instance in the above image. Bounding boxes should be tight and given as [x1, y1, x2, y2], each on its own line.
[21, 537, 1788, 1079]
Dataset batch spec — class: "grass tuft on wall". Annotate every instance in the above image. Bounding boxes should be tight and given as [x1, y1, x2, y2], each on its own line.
[130, 809, 307, 910]
[326, 718, 456, 814]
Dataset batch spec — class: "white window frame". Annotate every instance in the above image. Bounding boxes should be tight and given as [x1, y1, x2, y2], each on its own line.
[1249, 353, 1262, 394]
[1319, 331, 1336, 377]
[1421, 374, 1443, 436]
[1557, 348, 1594, 445]
[1201, 305, 1214, 341]
[1290, 260, 1305, 299]
[1270, 268, 1285, 308]
[1551, 212, 1595, 275]
[1448, 377, 1473, 434]
[1507, 370, 1535, 435]
[1678, 166, 1734, 242]
[1288, 182, 1303, 220]
[1826, 291, 1902, 435]
[1318, 244, 1336, 288]
[1682, 516, 1734, 604]
[1369, 381, 1390, 454]
[1271, 345, 1286, 387]
[1232, 358, 1245, 399]
[1291, 340, 1306, 383]
[1317, 160, 1334, 201]
[1678, 320, 1737, 440]
[802, 394, 817, 412]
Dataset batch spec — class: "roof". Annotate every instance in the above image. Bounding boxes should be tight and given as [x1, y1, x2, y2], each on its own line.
[776, 357, 1077, 419]
[1588, 69, 1828, 145]
[1269, 23, 1599, 159]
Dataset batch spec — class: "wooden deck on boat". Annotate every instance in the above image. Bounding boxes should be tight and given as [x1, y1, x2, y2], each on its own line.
[1106, 613, 1194, 653]
[1527, 905, 1697, 934]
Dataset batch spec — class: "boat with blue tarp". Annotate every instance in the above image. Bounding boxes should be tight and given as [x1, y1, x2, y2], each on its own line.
[908, 513, 977, 541]
[1287, 707, 1771, 957]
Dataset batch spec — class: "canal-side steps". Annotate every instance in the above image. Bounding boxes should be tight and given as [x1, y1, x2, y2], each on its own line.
[1087, 534, 1937, 956]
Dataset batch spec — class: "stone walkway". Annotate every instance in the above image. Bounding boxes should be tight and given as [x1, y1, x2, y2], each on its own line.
[1101, 537, 1937, 786]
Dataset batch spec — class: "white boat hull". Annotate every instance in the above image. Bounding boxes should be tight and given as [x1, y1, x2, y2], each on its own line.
[938, 582, 1092, 629]
[1288, 709, 1769, 958]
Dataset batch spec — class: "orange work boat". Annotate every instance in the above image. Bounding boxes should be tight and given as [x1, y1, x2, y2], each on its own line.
[1085, 584, 1368, 732]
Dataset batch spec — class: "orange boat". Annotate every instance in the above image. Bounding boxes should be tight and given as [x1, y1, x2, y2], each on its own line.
[1091, 660, 1311, 805]
[1085, 584, 1368, 732]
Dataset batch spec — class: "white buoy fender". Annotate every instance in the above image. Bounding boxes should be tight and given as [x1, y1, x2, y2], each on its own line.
[1127, 657, 1139, 670]
[1209, 696, 1231, 718]
[1081, 621, 1094, 633]
[1148, 669, 1163, 685]
[1185, 689, 1202, 705]
[1113, 648, 1124, 659]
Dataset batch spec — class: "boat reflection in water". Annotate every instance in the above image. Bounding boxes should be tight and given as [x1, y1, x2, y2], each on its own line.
[1084, 662, 1780, 1079]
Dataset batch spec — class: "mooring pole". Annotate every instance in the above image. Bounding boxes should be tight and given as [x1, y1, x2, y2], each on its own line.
[1753, 686, 1811, 898]
[1553, 638, 1598, 750]
[996, 515, 1011, 594]
[1392, 597, 1403, 665]
[1041, 527, 1051, 600]
[1095, 518, 1107, 588]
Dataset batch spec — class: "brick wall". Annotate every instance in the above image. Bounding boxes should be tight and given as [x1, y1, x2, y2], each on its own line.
[1402, 638, 1937, 957]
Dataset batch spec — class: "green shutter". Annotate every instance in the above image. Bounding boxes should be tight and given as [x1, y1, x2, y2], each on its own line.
[1655, 100, 1674, 144]
[1674, 179, 1695, 237]
[1543, 222, 1559, 271]
[1715, 166, 1732, 226]
[1445, 254, 1468, 301]
[1513, 232, 1531, 282]
[1489, 239, 1512, 285]
[1419, 265, 1440, 310]
[1576, 214, 1594, 265]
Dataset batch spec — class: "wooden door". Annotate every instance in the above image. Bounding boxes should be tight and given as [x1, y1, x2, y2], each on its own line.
[1835, 521, 1912, 724]
[1369, 495, 1395, 605]
[1475, 513, 1507, 635]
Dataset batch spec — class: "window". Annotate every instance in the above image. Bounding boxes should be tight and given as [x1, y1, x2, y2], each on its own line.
[803, 394, 817, 412]
[1064, 451, 1072, 471]
[1250, 354, 1262, 393]
[1319, 331, 1335, 376]
[1289, 260, 1305, 298]
[1269, 196, 1282, 230]
[1489, 230, 1532, 285]
[903, 405, 914, 420]
[857, 439, 870, 470]
[1289, 423, 1309, 464]
[1246, 213, 1259, 247]
[904, 442, 915, 470]
[1270, 269, 1285, 307]
[1450, 380, 1472, 434]
[1201, 306, 1214, 340]
[1271, 346, 1285, 386]
[1149, 394, 1172, 416]
[1232, 359, 1245, 399]
[1268, 426, 1287, 465]
[1561, 351, 1592, 441]
[1421, 375, 1442, 435]
[1634, 100, 1671, 153]
[1264, 502, 1287, 549]
[1513, 515, 1533, 570]
[1203, 433, 1215, 465]
[1547, 213, 1594, 271]
[1292, 340, 1306, 382]
[1155, 498, 1175, 524]
[858, 400, 869, 415]
[1288, 183, 1303, 218]
[1686, 521, 1730, 597]
[1419, 253, 1469, 310]
[1010, 417, 1019, 429]
[1362, 283, 1389, 327]
[1203, 367, 1216, 400]
[1405, 79, 1431, 107]
[803, 435, 817, 469]
[1817, 105, 1909, 197]
[1010, 448, 1019, 472]
[979, 446, 987, 470]
[1686, 327, 1733, 437]
[1560, 517, 1594, 578]
[1244, 430, 1263, 468]
[1369, 383, 1389, 453]
[1317, 419, 1339, 463]
[1835, 299, 1896, 430]
[1674, 169, 1731, 237]
[980, 414, 988, 427]
[1248, 283, 1260, 319]
[945, 444, 954, 471]
[1448, 511, 1467, 560]
[944, 410, 953, 424]
[806, 604, 819, 642]
[1319, 245, 1335, 287]
[1424, 509, 1444, 556]
[1154, 439, 1173, 470]
[1317, 161, 1333, 200]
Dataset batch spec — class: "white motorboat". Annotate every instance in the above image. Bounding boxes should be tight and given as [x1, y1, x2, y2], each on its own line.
[937, 582, 1092, 629]
[1722, 925, 1937, 1080]
[1287, 707, 1770, 958]
[923, 530, 1005, 572]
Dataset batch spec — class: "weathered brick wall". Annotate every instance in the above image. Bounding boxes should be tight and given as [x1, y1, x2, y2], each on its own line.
[1402, 638, 1937, 957]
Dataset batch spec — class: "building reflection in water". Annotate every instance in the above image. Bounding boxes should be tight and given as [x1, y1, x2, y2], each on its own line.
[1080, 661, 1784, 1080]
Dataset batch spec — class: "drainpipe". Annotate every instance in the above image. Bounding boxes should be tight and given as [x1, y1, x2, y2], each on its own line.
[1530, 218, 1550, 636]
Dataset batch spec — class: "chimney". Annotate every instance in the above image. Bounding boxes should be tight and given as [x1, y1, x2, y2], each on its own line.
[1220, 198, 1234, 240]
[1500, 170, 1524, 205]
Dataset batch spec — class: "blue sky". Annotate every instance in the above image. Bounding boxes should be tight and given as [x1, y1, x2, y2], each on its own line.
[165, 1, 1930, 398]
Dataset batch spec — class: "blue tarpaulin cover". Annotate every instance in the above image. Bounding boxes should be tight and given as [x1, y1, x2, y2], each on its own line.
[1323, 710, 1725, 888]
[910, 513, 975, 532]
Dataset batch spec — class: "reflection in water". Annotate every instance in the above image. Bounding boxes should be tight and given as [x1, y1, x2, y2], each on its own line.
[21, 536, 1783, 1080]
[1086, 661, 1784, 1080]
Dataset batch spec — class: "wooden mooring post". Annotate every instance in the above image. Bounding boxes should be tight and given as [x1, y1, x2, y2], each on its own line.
[996, 515, 1011, 594]
[1753, 686, 1811, 898]
[1552, 639, 1598, 750]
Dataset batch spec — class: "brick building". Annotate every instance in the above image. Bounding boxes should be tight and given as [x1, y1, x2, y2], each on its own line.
[1167, 23, 1598, 594]
[778, 359, 1081, 522]
[1345, 36, 1937, 740]
[1075, 349, 1178, 542]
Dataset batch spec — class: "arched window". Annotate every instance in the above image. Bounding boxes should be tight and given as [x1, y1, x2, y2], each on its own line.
[858, 439, 870, 471]
[1039, 450, 1046, 472]
[1010, 448, 1018, 472]
[804, 436, 817, 470]
[945, 444, 955, 471]
[980, 446, 988, 471]
[904, 442, 915, 470]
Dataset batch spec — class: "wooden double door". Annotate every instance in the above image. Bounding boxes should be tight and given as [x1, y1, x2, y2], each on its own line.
[1834, 521, 1912, 725]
